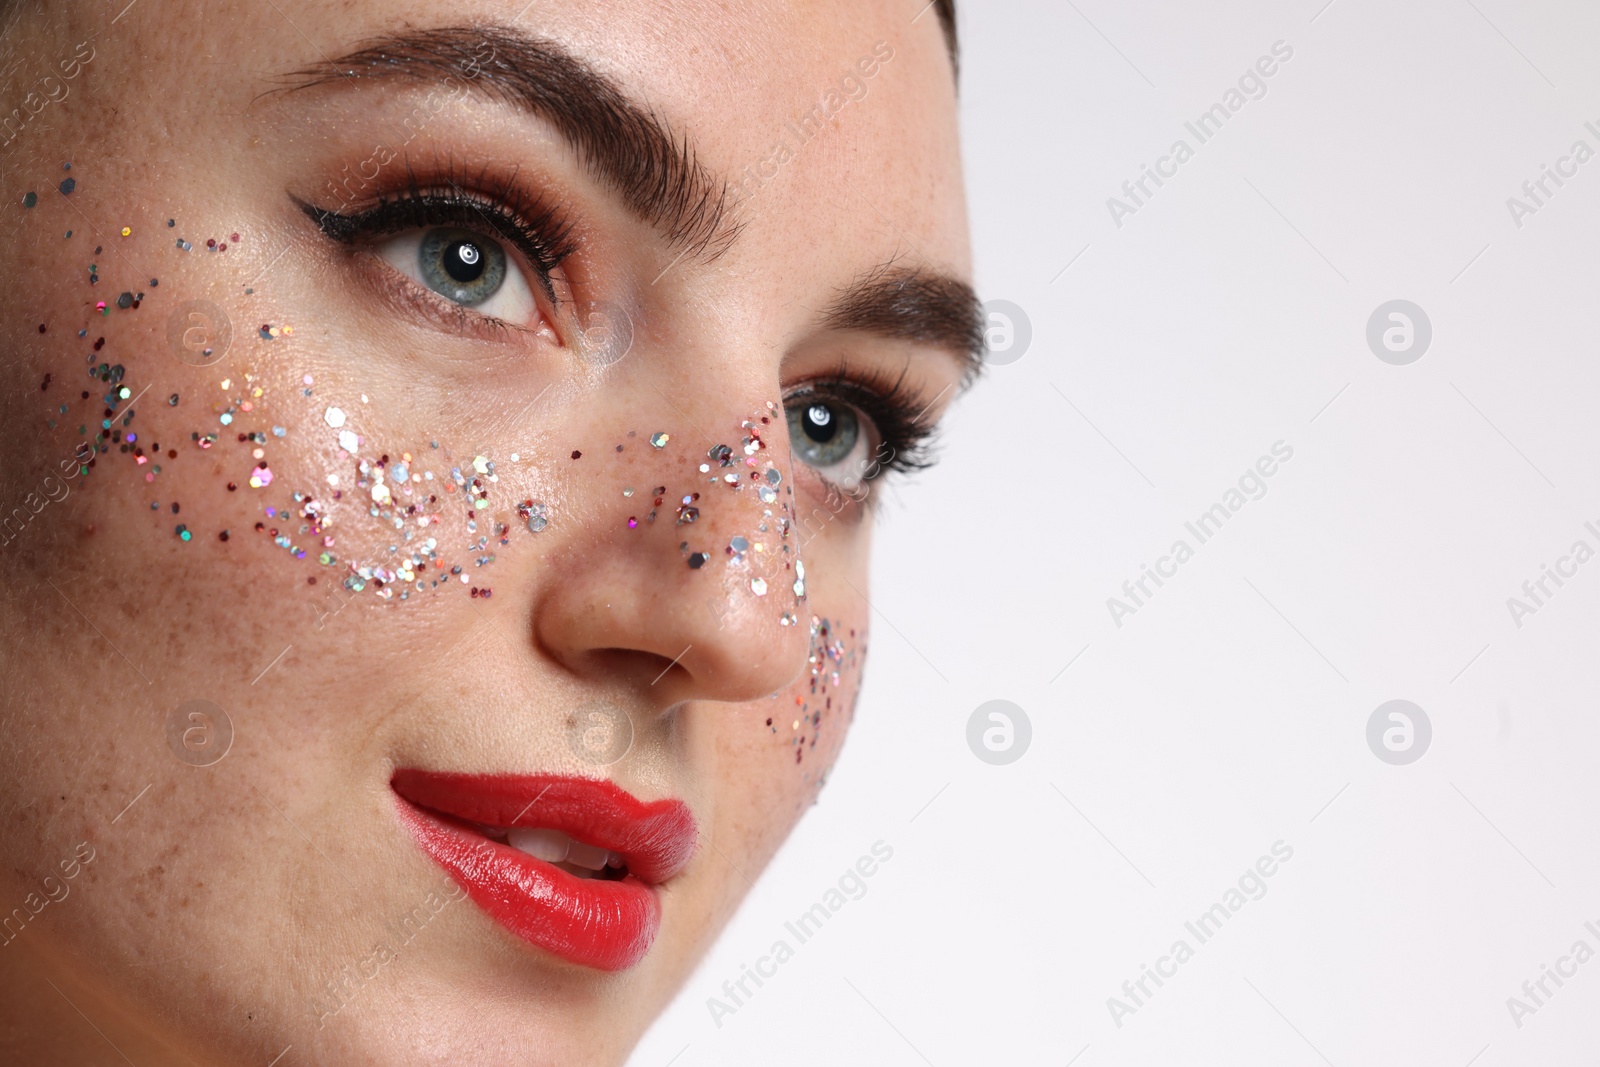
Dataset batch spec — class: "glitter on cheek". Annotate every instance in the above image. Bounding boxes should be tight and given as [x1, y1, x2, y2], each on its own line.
[768, 615, 866, 786]
[519, 499, 549, 532]
[50, 255, 509, 607]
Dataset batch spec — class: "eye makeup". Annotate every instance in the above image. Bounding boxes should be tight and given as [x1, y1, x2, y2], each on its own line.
[296, 162, 577, 306]
[780, 360, 942, 494]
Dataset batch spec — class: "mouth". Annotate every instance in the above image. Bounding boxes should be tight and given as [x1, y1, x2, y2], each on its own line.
[390, 769, 697, 971]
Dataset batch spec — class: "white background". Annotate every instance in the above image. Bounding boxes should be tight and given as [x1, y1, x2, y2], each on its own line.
[635, 1, 1600, 1063]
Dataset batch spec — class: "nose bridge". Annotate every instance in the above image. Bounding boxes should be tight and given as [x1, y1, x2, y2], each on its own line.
[533, 392, 811, 705]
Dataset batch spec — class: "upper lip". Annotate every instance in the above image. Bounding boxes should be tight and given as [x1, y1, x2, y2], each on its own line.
[389, 769, 697, 884]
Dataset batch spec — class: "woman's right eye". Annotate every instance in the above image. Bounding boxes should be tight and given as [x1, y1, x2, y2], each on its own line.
[377, 226, 537, 325]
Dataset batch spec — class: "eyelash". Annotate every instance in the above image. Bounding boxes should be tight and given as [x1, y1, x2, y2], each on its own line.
[295, 162, 577, 303]
[299, 164, 939, 485]
[786, 362, 940, 483]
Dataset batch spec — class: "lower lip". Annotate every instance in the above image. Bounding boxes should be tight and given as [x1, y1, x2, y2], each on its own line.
[393, 799, 661, 971]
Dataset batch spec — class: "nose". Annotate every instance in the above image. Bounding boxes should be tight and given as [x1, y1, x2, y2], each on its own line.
[531, 398, 810, 706]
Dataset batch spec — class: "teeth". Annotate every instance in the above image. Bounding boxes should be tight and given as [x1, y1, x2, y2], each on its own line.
[565, 839, 610, 871]
[505, 827, 623, 872]
[507, 827, 570, 863]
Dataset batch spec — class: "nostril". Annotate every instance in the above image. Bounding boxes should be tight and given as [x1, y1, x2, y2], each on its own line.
[646, 644, 694, 687]
[577, 648, 688, 689]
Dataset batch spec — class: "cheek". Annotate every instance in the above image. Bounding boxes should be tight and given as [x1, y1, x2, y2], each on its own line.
[35, 341, 524, 613]
[756, 611, 868, 796]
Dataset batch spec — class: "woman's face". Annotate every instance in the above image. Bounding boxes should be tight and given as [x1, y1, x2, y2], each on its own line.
[0, 0, 973, 1062]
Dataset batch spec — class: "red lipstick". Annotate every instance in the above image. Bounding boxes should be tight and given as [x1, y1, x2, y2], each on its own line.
[390, 770, 697, 971]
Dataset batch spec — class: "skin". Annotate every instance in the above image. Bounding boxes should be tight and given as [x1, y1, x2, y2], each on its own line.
[0, 0, 970, 1063]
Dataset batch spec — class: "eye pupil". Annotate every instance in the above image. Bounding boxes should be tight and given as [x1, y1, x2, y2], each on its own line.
[444, 239, 485, 282]
[804, 404, 836, 442]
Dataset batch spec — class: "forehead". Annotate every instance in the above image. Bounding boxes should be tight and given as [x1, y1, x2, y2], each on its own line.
[110, 0, 969, 283]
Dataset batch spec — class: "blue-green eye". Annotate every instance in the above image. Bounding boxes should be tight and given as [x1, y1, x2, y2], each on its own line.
[378, 226, 537, 323]
[787, 398, 867, 485]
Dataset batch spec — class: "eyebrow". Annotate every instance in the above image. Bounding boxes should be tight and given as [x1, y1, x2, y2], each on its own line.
[824, 264, 985, 383]
[280, 24, 984, 378]
[278, 24, 736, 259]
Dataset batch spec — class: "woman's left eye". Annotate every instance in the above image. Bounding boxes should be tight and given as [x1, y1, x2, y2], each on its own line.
[786, 398, 870, 487]
[377, 226, 537, 324]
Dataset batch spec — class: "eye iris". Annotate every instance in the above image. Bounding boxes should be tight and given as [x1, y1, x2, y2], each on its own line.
[418, 227, 506, 306]
[786, 399, 859, 471]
